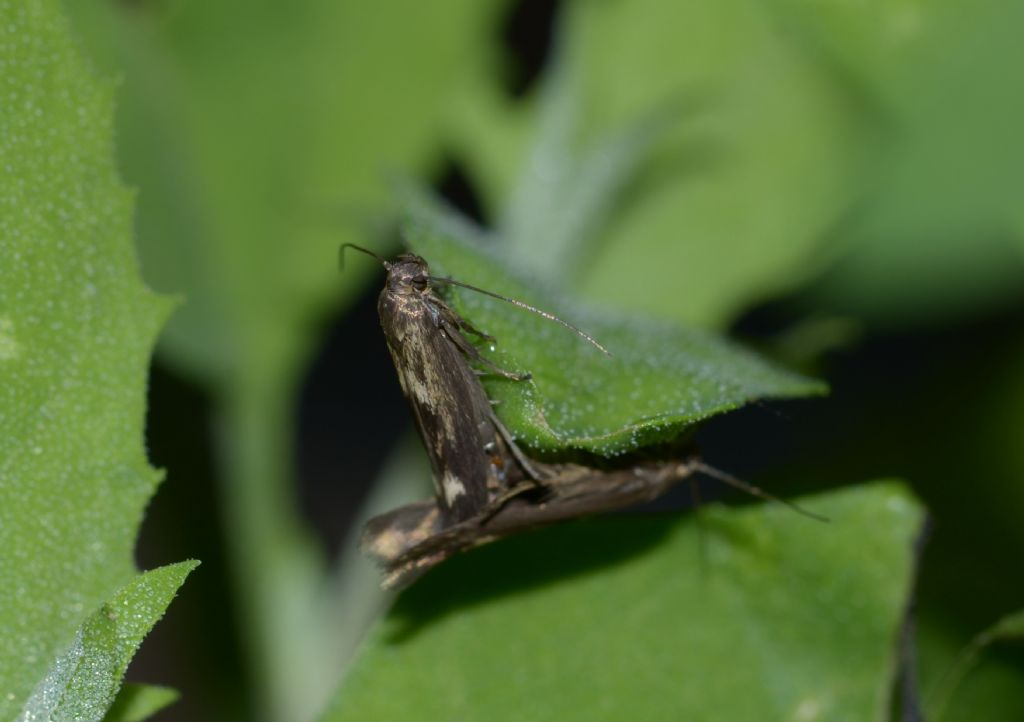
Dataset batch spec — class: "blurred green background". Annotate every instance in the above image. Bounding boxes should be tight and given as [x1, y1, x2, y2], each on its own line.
[47, 0, 1024, 720]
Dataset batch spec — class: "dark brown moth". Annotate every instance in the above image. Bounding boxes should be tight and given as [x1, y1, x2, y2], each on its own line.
[363, 460, 694, 589]
[361, 458, 822, 589]
[341, 244, 607, 527]
[342, 244, 824, 590]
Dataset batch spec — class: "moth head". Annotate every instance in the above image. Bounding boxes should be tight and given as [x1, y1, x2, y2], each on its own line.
[339, 243, 611, 356]
[387, 253, 432, 296]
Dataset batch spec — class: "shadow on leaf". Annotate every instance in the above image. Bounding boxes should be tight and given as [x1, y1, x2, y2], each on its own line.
[384, 513, 680, 642]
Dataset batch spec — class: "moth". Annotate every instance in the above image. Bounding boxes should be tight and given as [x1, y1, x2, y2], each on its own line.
[341, 244, 607, 525]
[342, 244, 823, 589]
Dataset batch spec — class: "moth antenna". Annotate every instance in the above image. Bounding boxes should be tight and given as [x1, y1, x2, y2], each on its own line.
[339, 243, 390, 271]
[432, 276, 611, 356]
[689, 462, 829, 523]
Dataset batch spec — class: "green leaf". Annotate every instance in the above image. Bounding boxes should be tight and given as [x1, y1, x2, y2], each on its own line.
[0, 1, 191, 717]
[764, 0, 1024, 323]
[58, 3, 515, 721]
[402, 200, 826, 455]
[19, 564, 197, 722]
[103, 684, 180, 722]
[454, 0, 863, 328]
[61, 0, 509, 385]
[324, 482, 922, 722]
[457, 0, 1024, 328]
[928, 610, 1024, 721]
[773, 328, 1024, 722]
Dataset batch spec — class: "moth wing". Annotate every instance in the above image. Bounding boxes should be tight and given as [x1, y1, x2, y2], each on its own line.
[380, 293, 497, 523]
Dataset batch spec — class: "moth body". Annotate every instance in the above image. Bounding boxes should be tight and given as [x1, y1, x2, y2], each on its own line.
[376, 253, 529, 525]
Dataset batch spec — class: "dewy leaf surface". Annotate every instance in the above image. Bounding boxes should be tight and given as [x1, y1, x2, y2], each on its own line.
[325, 482, 923, 722]
[0, 1, 192, 717]
[402, 202, 825, 455]
[17, 563, 196, 722]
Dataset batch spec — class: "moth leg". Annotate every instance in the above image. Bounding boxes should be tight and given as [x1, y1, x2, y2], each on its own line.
[440, 321, 530, 381]
[480, 480, 542, 522]
[454, 315, 496, 344]
[432, 296, 497, 342]
[487, 408, 550, 481]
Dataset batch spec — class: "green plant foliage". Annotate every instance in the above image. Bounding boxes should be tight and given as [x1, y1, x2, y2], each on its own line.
[60, 0, 506, 385]
[454, 0, 1024, 329]
[773, 330, 1024, 722]
[55, 4, 514, 721]
[19, 564, 196, 722]
[0, 1, 193, 718]
[325, 483, 922, 722]
[763, 0, 1024, 323]
[454, 0, 863, 329]
[103, 684, 180, 722]
[24, 2, 1018, 720]
[400, 200, 826, 454]
[928, 610, 1024, 721]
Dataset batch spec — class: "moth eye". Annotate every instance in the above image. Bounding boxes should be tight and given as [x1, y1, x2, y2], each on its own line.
[412, 275, 428, 291]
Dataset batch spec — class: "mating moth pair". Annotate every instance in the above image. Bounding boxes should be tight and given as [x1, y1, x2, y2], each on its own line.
[343, 244, 820, 589]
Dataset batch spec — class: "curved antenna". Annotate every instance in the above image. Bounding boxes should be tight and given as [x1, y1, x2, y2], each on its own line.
[690, 461, 830, 522]
[432, 276, 611, 356]
[339, 243, 390, 271]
